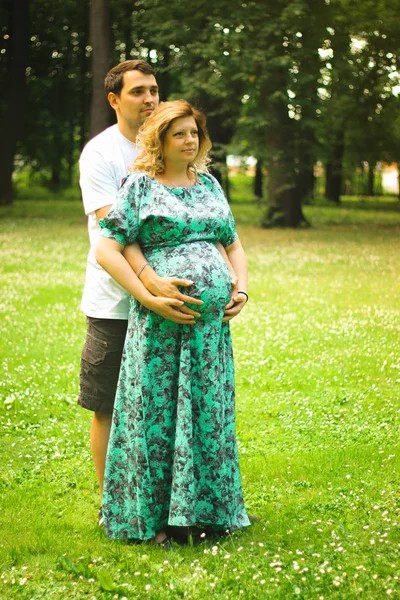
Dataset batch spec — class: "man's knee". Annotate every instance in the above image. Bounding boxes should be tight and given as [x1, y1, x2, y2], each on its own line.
[93, 412, 112, 426]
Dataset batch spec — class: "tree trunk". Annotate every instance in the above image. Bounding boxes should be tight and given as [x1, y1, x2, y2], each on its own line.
[325, 162, 333, 197]
[89, 0, 112, 139]
[398, 164, 400, 200]
[263, 158, 308, 228]
[262, 100, 309, 228]
[224, 170, 231, 203]
[51, 163, 61, 187]
[367, 163, 375, 196]
[357, 162, 365, 196]
[67, 118, 75, 185]
[210, 166, 222, 185]
[0, 0, 30, 205]
[156, 49, 171, 102]
[325, 131, 344, 204]
[297, 165, 315, 204]
[297, 121, 316, 204]
[254, 159, 263, 203]
[210, 144, 226, 188]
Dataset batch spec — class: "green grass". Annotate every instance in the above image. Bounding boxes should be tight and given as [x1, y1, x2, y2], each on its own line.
[1, 182, 400, 599]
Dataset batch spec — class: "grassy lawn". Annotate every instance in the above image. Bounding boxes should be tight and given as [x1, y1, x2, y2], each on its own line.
[1, 180, 400, 599]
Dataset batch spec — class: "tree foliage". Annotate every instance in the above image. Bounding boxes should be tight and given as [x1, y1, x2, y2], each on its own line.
[1, 0, 400, 223]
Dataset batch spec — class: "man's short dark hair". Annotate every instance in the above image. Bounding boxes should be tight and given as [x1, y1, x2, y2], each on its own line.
[104, 60, 156, 96]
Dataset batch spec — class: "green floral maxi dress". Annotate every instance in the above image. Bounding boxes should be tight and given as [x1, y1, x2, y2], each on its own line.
[100, 172, 250, 540]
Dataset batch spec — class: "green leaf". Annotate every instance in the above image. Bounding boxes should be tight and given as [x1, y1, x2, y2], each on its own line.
[97, 568, 115, 592]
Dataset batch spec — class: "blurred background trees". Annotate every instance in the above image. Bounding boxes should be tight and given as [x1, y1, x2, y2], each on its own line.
[1, 0, 400, 225]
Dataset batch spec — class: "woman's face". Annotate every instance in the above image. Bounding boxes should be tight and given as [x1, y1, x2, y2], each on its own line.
[162, 116, 199, 168]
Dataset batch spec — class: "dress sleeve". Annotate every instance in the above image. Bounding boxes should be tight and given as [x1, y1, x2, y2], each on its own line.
[99, 173, 144, 246]
[221, 209, 238, 247]
[203, 173, 239, 247]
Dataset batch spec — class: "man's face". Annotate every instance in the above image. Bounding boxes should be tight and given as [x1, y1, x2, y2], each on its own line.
[109, 70, 159, 132]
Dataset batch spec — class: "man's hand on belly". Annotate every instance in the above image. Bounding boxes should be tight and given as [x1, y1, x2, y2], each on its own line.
[145, 295, 200, 324]
[144, 274, 204, 308]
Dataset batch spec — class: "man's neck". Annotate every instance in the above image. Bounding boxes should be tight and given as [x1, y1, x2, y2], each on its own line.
[117, 122, 139, 143]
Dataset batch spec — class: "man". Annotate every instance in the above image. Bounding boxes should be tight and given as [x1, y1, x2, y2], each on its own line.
[78, 60, 203, 520]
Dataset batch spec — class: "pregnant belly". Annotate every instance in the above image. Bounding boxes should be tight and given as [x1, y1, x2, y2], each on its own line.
[146, 241, 232, 321]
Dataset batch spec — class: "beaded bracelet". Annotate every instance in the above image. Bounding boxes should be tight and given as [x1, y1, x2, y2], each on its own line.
[237, 291, 249, 302]
[137, 262, 150, 278]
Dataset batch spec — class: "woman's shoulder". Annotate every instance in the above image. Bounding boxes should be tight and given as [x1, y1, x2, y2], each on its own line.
[122, 170, 150, 186]
[198, 172, 218, 186]
[120, 171, 154, 195]
[198, 172, 226, 198]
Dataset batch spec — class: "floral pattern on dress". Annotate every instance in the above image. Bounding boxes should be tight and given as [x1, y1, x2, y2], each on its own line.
[99, 172, 250, 540]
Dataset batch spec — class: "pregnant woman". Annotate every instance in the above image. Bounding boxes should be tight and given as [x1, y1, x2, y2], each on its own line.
[96, 100, 250, 543]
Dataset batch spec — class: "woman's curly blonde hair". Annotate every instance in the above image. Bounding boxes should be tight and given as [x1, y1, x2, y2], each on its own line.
[132, 100, 212, 177]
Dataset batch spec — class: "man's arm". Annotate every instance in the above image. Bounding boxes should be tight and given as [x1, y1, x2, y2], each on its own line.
[95, 237, 198, 324]
[95, 206, 203, 316]
[123, 245, 203, 309]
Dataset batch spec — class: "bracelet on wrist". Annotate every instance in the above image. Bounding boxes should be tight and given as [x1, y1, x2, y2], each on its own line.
[137, 261, 150, 279]
[237, 291, 248, 303]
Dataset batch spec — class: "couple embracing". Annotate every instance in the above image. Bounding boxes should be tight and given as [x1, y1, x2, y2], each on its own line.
[78, 59, 250, 545]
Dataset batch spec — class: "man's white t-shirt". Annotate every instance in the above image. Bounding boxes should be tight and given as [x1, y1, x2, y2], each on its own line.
[79, 125, 139, 319]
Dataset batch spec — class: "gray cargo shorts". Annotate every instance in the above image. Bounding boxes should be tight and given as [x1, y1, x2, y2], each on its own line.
[78, 317, 128, 414]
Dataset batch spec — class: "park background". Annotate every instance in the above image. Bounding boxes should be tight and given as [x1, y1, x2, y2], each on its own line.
[1, 0, 400, 598]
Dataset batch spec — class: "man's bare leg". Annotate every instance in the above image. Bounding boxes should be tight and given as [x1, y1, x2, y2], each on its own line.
[90, 412, 112, 495]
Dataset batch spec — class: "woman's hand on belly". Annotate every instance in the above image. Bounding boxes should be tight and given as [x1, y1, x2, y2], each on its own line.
[223, 290, 247, 322]
[143, 295, 200, 324]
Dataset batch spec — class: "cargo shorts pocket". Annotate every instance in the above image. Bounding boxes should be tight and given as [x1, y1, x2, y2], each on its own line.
[81, 333, 124, 367]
